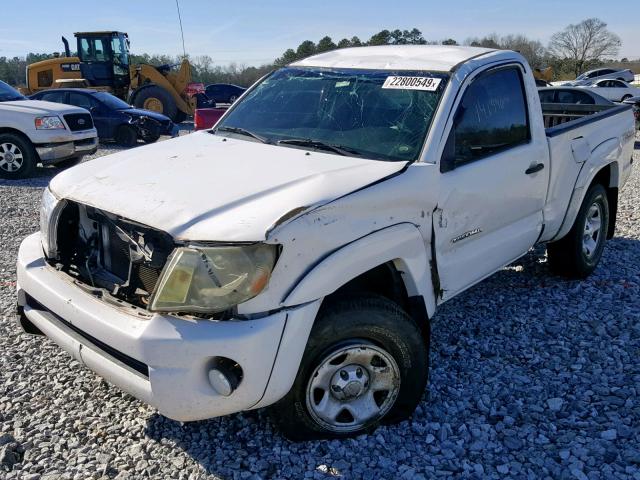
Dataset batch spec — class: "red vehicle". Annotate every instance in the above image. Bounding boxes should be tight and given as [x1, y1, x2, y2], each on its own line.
[194, 107, 227, 130]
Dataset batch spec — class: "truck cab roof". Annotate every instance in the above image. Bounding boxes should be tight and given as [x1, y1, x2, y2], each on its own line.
[291, 45, 499, 72]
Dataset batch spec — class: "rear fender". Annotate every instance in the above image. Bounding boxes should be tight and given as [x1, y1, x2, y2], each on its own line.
[553, 138, 621, 241]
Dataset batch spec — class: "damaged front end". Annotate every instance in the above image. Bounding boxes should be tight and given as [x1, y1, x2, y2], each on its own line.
[52, 201, 174, 310]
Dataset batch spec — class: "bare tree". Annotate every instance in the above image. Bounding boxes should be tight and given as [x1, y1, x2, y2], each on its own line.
[548, 18, 621, 76]
[500, 35, 546, 68]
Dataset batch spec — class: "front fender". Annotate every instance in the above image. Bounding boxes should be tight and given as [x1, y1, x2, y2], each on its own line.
[282, 223, 436, 318]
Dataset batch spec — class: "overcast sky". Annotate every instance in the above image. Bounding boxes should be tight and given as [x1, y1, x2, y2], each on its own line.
[1, 0, 637, 64]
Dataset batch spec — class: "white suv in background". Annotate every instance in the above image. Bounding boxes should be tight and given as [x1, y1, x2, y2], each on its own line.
[0, 80, 98, 179]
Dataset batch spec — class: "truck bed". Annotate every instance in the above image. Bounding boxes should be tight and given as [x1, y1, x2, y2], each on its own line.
[540, 102, 635, 242]
[542, 103, 629, 130]
[541, 103, 617, 129]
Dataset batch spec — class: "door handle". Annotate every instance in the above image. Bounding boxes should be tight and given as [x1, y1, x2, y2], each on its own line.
[525, 163, 545, 175]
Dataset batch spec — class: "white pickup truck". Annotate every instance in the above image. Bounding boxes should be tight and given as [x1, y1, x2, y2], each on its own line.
[0, 80, 97, 178]
[16, 46, 635, 440]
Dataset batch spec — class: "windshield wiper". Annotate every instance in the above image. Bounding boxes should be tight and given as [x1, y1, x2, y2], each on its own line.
[214, 126, 269, 143]
[277, 138, 362, 156]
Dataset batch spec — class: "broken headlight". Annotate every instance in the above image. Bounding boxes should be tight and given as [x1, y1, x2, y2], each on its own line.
[149, 244, 277, 314]
[40, 187, 66, 259]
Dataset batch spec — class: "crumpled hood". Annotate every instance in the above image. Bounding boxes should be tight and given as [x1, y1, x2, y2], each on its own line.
[1, 99, 88, 115]
[50, 132, 407, 241]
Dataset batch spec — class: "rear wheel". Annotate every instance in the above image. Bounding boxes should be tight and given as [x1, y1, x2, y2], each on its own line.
[115, 125, 138, 147]
[133, 85, 178, 121]
[0, 133, 36, 179]
[621, 94, 632, 101]
[547, 183, 609, 278]
[270, 295, 429, 440]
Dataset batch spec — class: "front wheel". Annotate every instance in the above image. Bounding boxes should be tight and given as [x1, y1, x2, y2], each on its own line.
[115, 125, 138, 147]
[0, 133, 36, 179]
[621, 94, 632, 102]
[270, 295, 429, 440]
[547, 183, 609, 278]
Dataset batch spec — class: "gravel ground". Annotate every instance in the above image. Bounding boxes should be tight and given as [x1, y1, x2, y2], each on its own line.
[0, 135, 639, 480]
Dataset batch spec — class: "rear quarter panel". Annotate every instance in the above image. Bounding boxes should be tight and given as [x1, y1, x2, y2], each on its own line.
[541, 107, 635, 242]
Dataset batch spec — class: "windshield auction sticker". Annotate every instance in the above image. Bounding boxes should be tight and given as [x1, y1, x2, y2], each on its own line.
[382, 76, 442, 91]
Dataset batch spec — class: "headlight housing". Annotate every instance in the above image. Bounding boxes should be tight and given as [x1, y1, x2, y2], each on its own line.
[149, 244, 277, 314]
[40, 187, 66, 258]
[35, 116, 66, 130]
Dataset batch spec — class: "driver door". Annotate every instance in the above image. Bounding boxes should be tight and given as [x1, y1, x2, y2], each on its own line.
[434, 65, 549, 301]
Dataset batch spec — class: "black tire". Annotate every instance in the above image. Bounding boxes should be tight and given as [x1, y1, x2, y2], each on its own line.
[547, 183, 609, 278]
[114, 125, 138, 147]
[0, 133, 37, 179]
[141, 132, 161, 144]
[53, 157, 82, 169]
[270, 295, 429, 441]
[229, 95, 238, 103]
[621, 95, 632, 102]
[132, 85, 178, 121]
[173, 110, 188, 124]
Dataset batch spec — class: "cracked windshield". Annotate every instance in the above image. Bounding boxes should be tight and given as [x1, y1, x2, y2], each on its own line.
[215, 67, 448, 161]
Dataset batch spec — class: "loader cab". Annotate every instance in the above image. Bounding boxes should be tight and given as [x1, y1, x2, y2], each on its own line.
[75, 31, 130, 93]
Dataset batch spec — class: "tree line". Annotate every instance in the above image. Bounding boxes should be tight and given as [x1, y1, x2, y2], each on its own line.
[0, 18, 635, 89]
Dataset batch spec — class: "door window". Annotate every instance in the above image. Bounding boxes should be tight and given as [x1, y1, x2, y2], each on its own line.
[538, 90, 556, 103]
[69, 92, 98, 110]
[39, 91, 66, 103]
[80, 38, 107, 62]
[111, 36, 129, 75]
[443, 66, 530, 171]
[556, 90, 595, 105]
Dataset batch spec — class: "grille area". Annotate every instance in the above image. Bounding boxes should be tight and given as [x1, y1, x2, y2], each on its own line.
[63, 113, 94, 131]
[55, 202, 174, 308]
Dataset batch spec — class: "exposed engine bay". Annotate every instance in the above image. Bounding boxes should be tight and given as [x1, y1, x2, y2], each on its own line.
[54, 201, 175, 309]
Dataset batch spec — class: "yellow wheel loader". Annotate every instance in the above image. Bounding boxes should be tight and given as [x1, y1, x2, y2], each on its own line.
[23, 32, 205, 122]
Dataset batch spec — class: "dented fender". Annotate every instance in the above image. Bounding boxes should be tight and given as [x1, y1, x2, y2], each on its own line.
[282, 223, 436, 318]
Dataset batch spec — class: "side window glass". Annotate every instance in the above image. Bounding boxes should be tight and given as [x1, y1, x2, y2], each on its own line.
[574, 92, 595, 105]
[94, 39, 106, 62]
[69, 93, 97, 110]
[80, 39, 91, 60]
[443, 67, 529, 170]
[80, 38, 106, 62]
[538, 90, 555, 103]
[41, 91, 65, 103]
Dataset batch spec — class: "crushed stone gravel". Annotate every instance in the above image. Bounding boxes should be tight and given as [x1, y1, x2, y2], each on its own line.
[0, 135, 639, 479]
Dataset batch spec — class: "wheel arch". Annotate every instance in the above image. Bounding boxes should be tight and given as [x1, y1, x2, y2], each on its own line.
[0, 127, 36, 148]
[282, 223, 436, 321]
[554, 160, 619, 241]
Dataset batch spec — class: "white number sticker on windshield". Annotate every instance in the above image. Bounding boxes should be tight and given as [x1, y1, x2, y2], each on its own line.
[382, 76, 442, 91]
